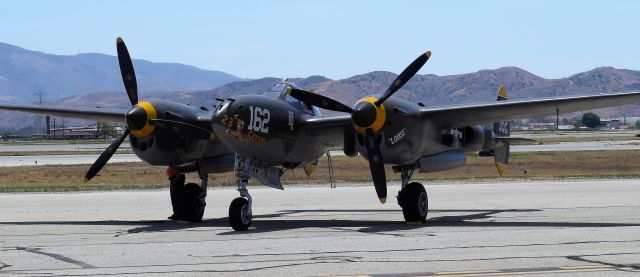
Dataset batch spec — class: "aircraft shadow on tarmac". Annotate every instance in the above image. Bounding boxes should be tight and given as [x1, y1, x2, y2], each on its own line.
[2, 208, 640, 236]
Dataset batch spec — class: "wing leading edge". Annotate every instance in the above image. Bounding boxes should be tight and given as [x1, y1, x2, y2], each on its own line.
[0, 103, 127, 123]
[421, 91, 640, 128]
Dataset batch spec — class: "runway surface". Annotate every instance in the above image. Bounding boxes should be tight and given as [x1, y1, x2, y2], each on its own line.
[0, 143, 129, 152]
[0, 153, 140, 166]
[514, 130, 639, 139]
[1, 179, 639, 276]
[511, 140, 640, 152]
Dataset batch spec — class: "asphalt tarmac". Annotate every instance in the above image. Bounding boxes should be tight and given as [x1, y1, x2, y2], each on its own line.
[1, 179, 639, 276]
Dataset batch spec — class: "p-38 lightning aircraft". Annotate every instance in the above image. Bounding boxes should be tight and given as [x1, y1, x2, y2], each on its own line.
[2, 38, 640, 231]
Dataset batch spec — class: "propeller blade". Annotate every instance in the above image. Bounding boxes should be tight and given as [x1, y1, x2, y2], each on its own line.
[83, 129, 130, 183]
[286, 87, 354, 113]
[375, 51, 431, 106]
[364, 128, 387, 203]
[116, 37, 138, 105]
[149, 118, 214, 140]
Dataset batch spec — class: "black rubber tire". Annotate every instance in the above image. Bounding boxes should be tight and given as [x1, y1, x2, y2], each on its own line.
[229, 197, 251, 231]
[180, 183, 205, 223]
[398, 182, 428, 223]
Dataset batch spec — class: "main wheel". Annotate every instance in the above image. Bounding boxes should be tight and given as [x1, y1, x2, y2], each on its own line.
[180, 183, 205, 223]
[398, 182, 428, 223]
[229, 197, 251, 231]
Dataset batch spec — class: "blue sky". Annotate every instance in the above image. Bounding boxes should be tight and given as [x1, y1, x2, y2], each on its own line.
[2, 1, 638, 79]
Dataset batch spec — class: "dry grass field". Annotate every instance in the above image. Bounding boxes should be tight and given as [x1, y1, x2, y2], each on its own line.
[0, 150, 638, 192]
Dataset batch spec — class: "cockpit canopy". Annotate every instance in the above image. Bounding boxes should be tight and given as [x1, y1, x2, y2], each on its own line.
[266, 82, 321, 116]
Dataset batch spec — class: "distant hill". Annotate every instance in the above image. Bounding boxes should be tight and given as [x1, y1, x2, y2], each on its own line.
[167, 67, 640, 119]
[0, 42, 242, 102]
[1, 41, 640, 130]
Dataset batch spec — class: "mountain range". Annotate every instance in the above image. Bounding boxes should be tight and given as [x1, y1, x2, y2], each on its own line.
[0, 42, 241, 102]
[1, 42, 640, 130]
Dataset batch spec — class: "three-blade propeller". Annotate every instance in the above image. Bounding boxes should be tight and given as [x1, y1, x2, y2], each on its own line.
[83, 38, 140, 182]
[287, 51, 431, 202]
[84, 38, 215, 183]
[84, 38, 215, 182]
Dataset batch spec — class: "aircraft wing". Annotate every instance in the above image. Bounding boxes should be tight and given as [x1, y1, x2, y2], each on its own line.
[0, 103, 126, 123]
[421, 91, 640, 128]
[303, 114, 352, 148]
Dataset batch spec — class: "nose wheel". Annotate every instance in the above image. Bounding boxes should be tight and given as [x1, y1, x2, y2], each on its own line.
[229, 179, 253, 231]
[229, 197, 252, 231]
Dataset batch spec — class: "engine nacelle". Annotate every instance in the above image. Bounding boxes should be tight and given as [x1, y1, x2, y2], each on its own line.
[129, 99, 224, 166]
[419, 150, 466, 173]
[459, 125, 486, 152]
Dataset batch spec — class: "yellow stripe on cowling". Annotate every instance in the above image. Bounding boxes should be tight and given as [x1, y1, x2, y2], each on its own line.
[495, 162, 508, 176]
[498, 85, 508, 99]
[353, 97, 386, 134]
[131, 101, 157, 137]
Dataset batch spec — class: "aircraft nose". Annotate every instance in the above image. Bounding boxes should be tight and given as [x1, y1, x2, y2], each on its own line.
[126, 106, 147, 130]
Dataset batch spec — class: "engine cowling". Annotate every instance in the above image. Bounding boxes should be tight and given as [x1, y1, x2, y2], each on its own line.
[128, 99, 224, 166]
[353, 97, 427, 165]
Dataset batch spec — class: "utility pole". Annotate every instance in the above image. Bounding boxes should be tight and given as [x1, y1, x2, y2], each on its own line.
[556, 108, 560, 130]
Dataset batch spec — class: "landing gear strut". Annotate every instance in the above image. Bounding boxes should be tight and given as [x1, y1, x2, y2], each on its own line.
[396, 165, 428, 223]
[168, 167, 207, 222]
[229, 157, 253, 231]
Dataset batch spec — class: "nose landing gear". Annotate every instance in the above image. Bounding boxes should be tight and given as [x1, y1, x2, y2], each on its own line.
[229, 156, 253, 231]
[229, 179, 252, 231]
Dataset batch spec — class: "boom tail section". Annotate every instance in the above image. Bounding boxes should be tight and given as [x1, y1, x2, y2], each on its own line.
[478, 86, 534, 176]
[493, 85, 511, 176]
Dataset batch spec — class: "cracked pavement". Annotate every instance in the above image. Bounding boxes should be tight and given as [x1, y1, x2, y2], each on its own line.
[0, 179, 639, 276]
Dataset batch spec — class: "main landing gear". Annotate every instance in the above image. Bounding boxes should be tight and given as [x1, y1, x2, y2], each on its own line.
[168, 167, 208, 222]
[395, 165, 428, 223]
[229, 157, 253, 231]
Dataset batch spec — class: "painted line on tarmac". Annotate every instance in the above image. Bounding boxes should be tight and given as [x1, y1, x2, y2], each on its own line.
[338, 263, 640, 277]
